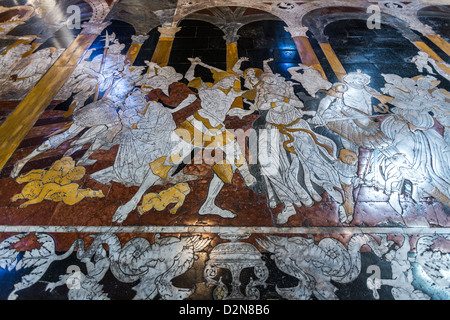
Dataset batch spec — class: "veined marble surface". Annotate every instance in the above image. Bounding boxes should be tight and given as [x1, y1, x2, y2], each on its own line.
[0, 0, 449, 301]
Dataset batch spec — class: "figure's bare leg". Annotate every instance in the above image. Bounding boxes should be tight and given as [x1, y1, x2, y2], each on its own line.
[11, 193, 25, 202]
[11, 124, 84, 178]
[63, 145, 84, 158]
[198, 174, 236, 218]
[389, 191, 403, 214]
[263, 176, 277, 209]
[10, 141, 52, 178]
[112, 170, 161, 223]
[199, 142, 256, 218]
[276, 202, 296, 225]
[169, 195, 186, 214]
[77, 146, 100, 166]
[340, 182, 354, 223]
[76, 132, 109, 166]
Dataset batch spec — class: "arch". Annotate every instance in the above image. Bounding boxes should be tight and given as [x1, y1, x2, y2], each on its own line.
[303, 7, 421, 43]
[295, 1, 374, 27]
[168, 19, 227, 74]
[322, 18, 421, 90]
[183, 6, 280, 26]
[109, 2, 162, 35]
[236, 20, 301, 78]
[417, 5, 450, 41]
[178, 6, 281, 44]
[174, 2, 288, 27]
[417, 5, 450, 19]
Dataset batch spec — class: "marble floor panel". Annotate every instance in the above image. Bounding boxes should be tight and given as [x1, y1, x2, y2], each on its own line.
[0, 0, 449, 302]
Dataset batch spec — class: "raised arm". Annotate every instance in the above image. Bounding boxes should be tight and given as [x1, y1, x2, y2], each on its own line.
[168, 94, 197, 114]
[197, 60, 225, 73]
[287, 64, 306, 76]
[185, 57, 201, 82]
[231, 57, 249, 77]
[263, 58, 274, 74]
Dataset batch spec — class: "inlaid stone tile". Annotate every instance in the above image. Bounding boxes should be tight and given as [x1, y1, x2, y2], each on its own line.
[0, 0, 449, 303]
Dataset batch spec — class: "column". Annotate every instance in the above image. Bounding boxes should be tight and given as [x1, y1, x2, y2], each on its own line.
[222, 24, 241, 72]
[227, 42, 239, 72]
[125, 34, 150, 65]
[383, 9, 450, 60]
[426, 34, 450, 57]
[0, 21, 109, 171]
[409, 22, 449, 61]
[151, 26, 181, 67]
[413, 41, 446, 62]
[306, 25, 348, 82]
[319, 43, 347, 82]
[285, 26, 327, 80]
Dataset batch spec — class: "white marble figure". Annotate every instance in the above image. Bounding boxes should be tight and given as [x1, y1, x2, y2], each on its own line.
[137, 61, 183, 95]
[411, 51, 436, 75]
[0, 47, 63, 99]
[231, 56, 273, 90]
[312, 70, 391, 156]
[310, 71, 394, 223]
[10, 48, 63, 95]
[365, 74, 450, 213]
[0, 44, 32, 78]
[10, 65, 145, 178]
[228, 57, 287, 120]
[55, 49, 100, 114]
[288, 63, 332, 97]
[251, 68, 351, 224]
[111, 57, 257, 223]
[382, 73, 450, 143]
[56, 32, 129, 114]
[411, 51, 450, 81]
[90, 87, 197, 187]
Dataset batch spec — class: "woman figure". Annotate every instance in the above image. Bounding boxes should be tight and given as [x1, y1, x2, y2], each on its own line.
[255, 71, 348, 224]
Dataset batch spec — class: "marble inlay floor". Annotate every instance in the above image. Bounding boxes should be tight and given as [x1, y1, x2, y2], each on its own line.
[0, 0, 449, 302]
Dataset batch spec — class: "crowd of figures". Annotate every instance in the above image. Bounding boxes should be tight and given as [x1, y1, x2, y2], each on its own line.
[7, 33, 450, 225]
[0, 43, 64, 100]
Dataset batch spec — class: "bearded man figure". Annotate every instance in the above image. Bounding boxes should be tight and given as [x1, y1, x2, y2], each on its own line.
[111, 57, 257, 223]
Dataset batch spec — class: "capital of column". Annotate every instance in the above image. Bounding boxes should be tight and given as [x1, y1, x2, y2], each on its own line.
[157, 26, 182, 39]
[80, 21, 111, 35]
[284, 26, 309, 38]
[223, 32, 240, 44]
[220, 23, 242, 44]
[131, 34, 150, 44]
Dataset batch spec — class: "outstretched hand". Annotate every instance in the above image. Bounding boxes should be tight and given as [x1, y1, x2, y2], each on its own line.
[188, 57, 202, 65]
